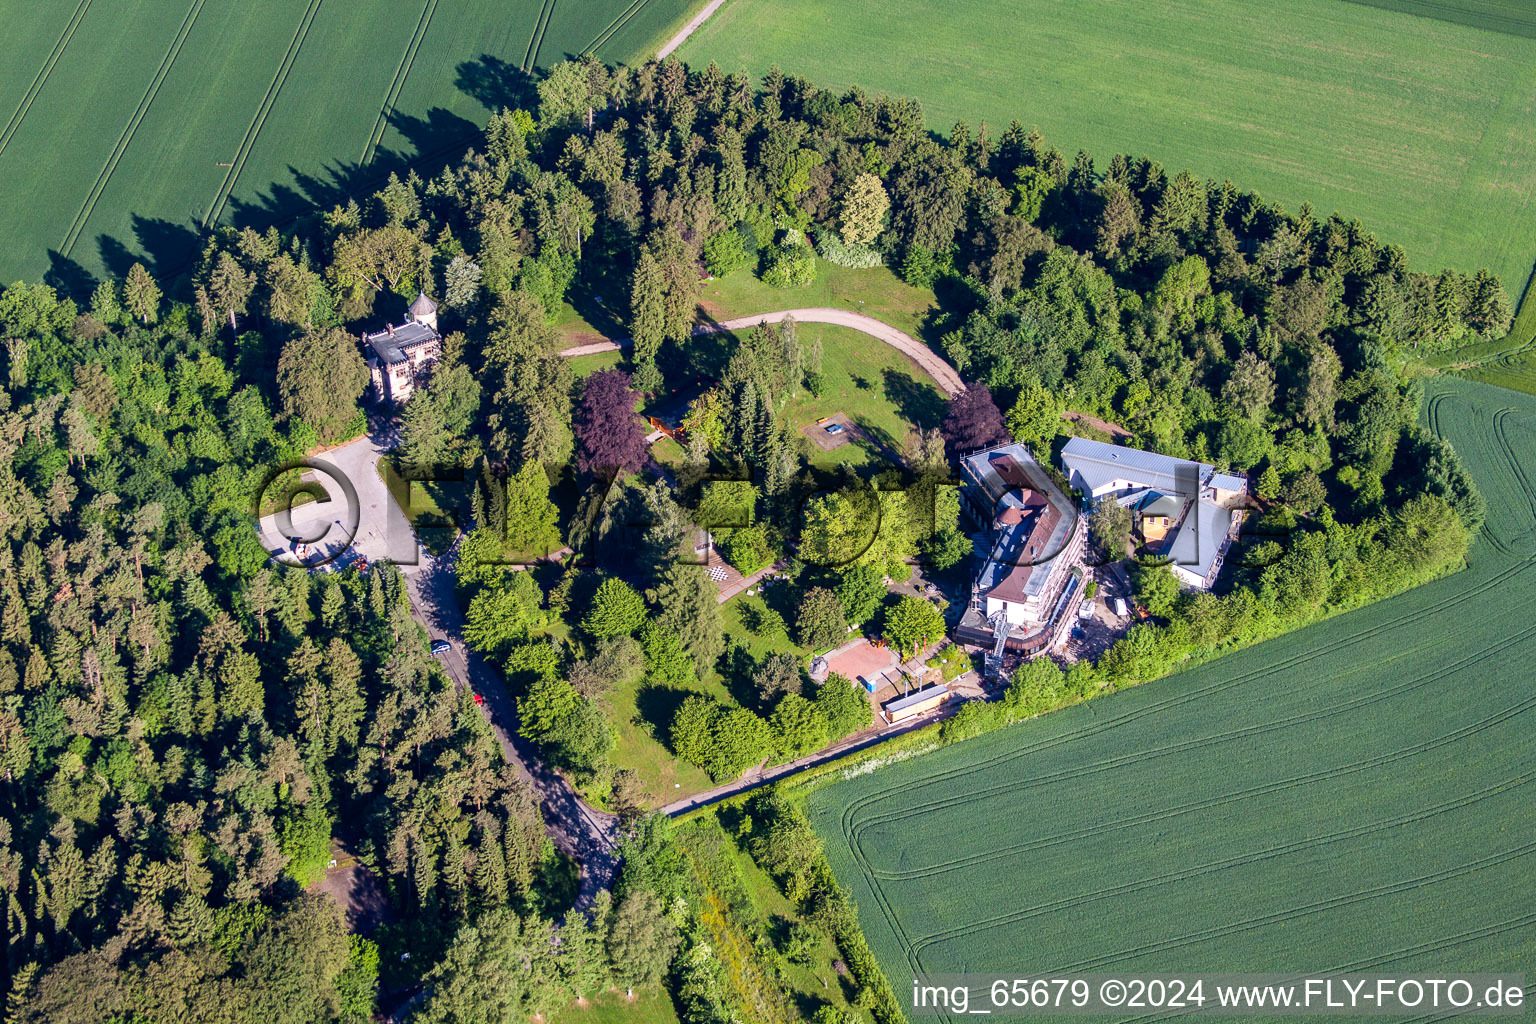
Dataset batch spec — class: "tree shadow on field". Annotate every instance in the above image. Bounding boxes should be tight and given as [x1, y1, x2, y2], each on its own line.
[882, 367, 946, 430]
[225, 107, 482, 236]
[634, 684, 694, 746]
[92, 215, 223, 298]
[713, 645, 752, 710]
[44, 250, 97, 302]
[73, 56, 524, 295]
[454, 55, 537, 113]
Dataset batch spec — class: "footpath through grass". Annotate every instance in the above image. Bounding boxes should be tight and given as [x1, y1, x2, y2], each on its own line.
[804, 376, 1536, 1004]
[678, 0, 1536, 299]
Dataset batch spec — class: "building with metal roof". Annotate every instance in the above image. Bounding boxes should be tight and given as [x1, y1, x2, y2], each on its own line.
[1059, 436, 1245, 590]
[1165, 496, 1236, 589]
[882, 684, 952, 723]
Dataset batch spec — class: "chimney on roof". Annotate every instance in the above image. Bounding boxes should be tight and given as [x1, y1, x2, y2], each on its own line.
[387, 323, 394, 336]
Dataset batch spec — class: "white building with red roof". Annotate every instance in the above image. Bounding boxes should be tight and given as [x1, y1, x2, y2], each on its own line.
[954, 442, 1085, 658]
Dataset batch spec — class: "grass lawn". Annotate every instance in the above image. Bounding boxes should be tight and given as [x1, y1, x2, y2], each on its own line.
[805, 376, 1536, 1001]
[677, 0, 1536, 307]
[548, 988, 680, 1024]
[649, 434, 686, 467]
[567, 348, 625, 379]
[555, 261, 939, 354]
[603, 590, 812, 808]
[602, 662, 735, 810]
[376, 457, 462, 555]
[697, 263, 938, 344]
[779, 324, 946, 470]
[0, 0, 699, 283]
[720, 591, 807, 664]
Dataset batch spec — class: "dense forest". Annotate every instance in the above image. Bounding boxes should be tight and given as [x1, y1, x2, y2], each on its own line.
[0, 51, 1497, 1022]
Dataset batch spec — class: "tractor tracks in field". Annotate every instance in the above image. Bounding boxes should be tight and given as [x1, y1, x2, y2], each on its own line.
[907, 769, 1536, 958]
[1051, 840, 1536, 975]
[1116, 909, 1536, 1024]
[851, 610, 1536, 869]
[876, 669, 1536, 887]
[60, 0, 205, 258]
[1426, 392, 1536, 556]
[0, 0, 93, 161]
[584, 0, 659, 56]
[861, 620, 1536, 974]
[839, 550, 1536, 850]
[360, 0, 438, 166]
[859, 389, 1536, 987]
[202, 0, 324, 230]
[523, 0, 560, 72]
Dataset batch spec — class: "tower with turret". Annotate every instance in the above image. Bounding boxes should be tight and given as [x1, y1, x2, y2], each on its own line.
[408, 290, 438, 332]
[361, 291, 442, 404]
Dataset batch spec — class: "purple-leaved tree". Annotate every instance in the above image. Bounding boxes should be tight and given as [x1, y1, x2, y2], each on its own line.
[575, 369, 648, 478]
[941, 383, 1009, 457]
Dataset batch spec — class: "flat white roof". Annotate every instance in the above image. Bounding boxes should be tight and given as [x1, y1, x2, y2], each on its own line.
[885, 684, 950, 714]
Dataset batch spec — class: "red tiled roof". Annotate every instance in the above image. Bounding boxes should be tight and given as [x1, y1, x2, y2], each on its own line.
[990, 454, 1030, 488]
[985, 495, 1063, 603]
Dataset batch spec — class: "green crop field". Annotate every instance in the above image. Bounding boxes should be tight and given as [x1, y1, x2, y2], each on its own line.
[1464, 343, 1536, 395]
[0, 0, 699, 285]
[678, 0, 1536, 308]
[806, 377, 1536, 1007]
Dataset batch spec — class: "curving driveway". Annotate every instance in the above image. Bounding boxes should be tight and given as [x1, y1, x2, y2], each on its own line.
[560, 307, 965, 396]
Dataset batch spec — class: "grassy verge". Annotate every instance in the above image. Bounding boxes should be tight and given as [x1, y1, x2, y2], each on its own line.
[678, 811, 873, 1024]
[698, 263, 938, 343]
[549, 988, 681, 1024]
[376, 457, 463, 556]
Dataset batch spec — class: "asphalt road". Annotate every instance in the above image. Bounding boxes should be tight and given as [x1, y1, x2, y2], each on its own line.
[261, 426, 620, 908]
[273, 307, 976, 897]
[403, 549, 620, 907]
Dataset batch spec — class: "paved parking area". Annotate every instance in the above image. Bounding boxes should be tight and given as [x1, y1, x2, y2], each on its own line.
[255, 434, 425, 573]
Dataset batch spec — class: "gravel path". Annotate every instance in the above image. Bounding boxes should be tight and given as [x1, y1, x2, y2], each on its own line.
[560, 307, 965, 396]
[655, 0, 728, 59]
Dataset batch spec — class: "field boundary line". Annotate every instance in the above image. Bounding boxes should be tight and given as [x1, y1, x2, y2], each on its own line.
[60, 0, 204, 258]
[0, 0, 93, 160]
[838, 553, 1535, 843]
[360, 0, 439, 166]
[202, 0, 324, 230]
[836, 506, 1536, 831]
[878, 700, 1536, 885]
[907, 770, 1536, 954]
[523, 0, 556, 70]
